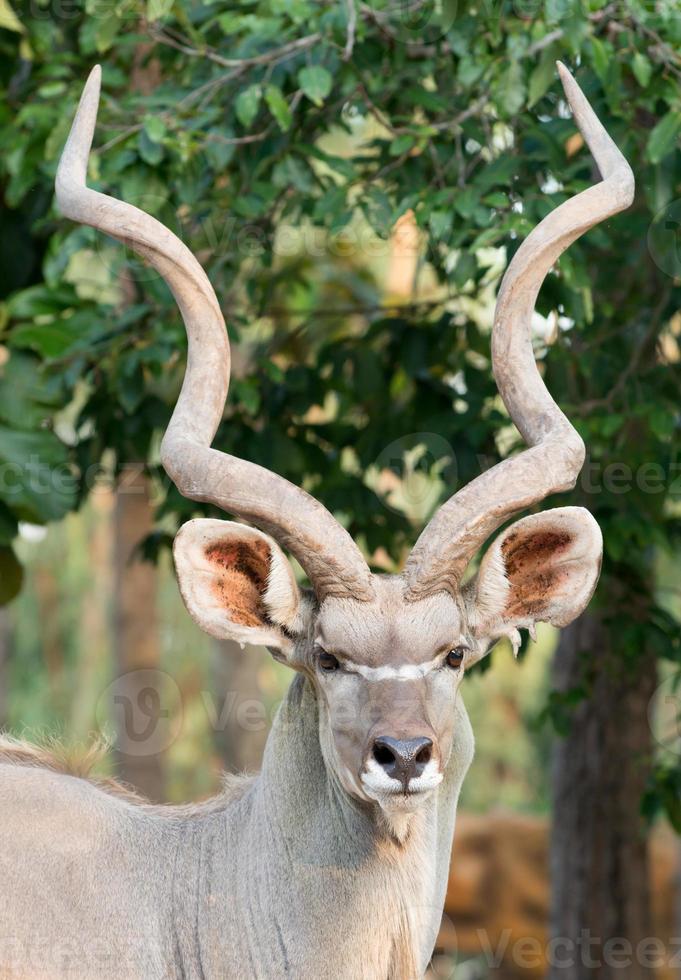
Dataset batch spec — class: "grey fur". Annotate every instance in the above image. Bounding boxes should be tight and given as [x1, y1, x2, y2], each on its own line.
[0, 679, 473, 978]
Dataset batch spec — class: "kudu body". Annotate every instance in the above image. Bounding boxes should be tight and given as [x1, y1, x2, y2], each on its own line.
[0, 64, 633, 979]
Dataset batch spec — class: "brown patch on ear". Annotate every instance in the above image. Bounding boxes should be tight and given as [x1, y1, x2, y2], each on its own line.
[501, 529, 572, 619]
[204, 538, 271, 627]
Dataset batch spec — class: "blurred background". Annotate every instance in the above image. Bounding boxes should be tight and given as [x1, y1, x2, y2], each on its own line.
[1, 1, 681, 977]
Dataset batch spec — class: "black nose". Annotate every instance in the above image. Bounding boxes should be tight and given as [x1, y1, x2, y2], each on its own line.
[372, 736, 433, 788]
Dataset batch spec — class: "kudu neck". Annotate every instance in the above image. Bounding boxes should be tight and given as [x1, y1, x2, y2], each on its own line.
[258, 674, 381, 861]
[192, 675, 470, 977]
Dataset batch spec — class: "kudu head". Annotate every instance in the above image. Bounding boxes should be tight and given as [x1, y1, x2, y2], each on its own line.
[56, 64, 633, 819]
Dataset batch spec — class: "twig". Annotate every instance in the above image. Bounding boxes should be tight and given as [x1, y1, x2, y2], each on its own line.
[98, 124, 142, 153]
[263, 296, 451, 319]
[343, 0, 357, 61]
[207, 129, 272, 147]
[96, 118, 271, 156]
[630, 17, 681, 80]
[454, 132, 465, 189]
[428, 143, 445, 189]
[356, 76, 486, 138]
[429, 97, 488, 133]
[526, 4, 619, 58]
[527, 28, 564, 58]
[178, 67, 246, 111]
[177, 36, 320, 113]
[577, 286, 672, 415]
[357, 3, 442, 58]
[149, 26, 321, 71]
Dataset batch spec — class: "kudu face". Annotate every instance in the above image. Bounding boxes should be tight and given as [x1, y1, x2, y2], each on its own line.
[312, 583, 466, 810]
[171, 506, 602, 819]
[56, 63, 633, 820]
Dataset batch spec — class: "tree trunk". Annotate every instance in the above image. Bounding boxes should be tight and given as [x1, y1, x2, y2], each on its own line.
[550, 611, 657, 980]
[34, 564, 62, 697]
[0, 606, 11, 729]
[72, 488, 114, 737]
[211, 640, 269, 773]
[112, 467, 164, 801]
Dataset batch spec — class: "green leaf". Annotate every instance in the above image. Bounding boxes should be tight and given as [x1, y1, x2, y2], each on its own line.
[232, 378, 261, 416]
[298, 65, 333, 107]
[204, 134, 235, 171]
[265, 85, 292, 132]
[452, 251, 477, 288]
[303, 144, 356, 180]
[528, 52, 555, 107]
[272, 156, 313, 193]
[473, 156, 517, 192]
[646, 110, 681, 164]
[235, 85, 262, 128]
[270, 0, 313, 21]
[217, 12, 242, 33]
[632, 52, 652, 89]
[0, 546, 22, 605]
[138, 128, 164, 166]
[589, 36, 609, 84]
[7, 284, 77, 319]
[143, 115, 167, 143]
[545, 0, 572, 24]
[649, 406, 675, 440]
[483, 191, 508, 208]
[0, 426, 76, 522]
[0, 352, 65, 430]
[146, 0, 174, 20]
[458, 55, 484, 89]
[38, 81, 67, 98]
[0, 502, 17, 545]
[599, 413, 624, 438]
[453, 187, 479, 220]
[389, 134, 416, 157]
[0, 0, 23, 33]
[94, 13, 121, 54]
[428, 210, 453, 241]
[496, 61, 525, 117]
[10, 320, 81, 359]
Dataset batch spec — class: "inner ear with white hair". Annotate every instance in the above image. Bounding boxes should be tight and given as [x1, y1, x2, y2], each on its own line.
[465, 507, 602, 658]
[173, 519, 306, 659]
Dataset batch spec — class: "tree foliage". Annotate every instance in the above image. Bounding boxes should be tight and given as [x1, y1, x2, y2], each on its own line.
[1, 1, 681, 819]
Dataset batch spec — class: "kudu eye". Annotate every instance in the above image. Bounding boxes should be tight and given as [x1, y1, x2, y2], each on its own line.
[446, 647, 466, 670]
[318, 651, 340, 673]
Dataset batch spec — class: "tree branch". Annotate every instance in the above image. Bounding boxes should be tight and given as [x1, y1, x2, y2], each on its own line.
[343, 0, 357, 61]
[148, 26, 321, 71]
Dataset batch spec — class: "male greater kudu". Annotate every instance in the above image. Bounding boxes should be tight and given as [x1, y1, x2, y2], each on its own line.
[0, 64, 633, 978]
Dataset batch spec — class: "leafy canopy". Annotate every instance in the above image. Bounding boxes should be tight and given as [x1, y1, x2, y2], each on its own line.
[1, 0, 681, 814]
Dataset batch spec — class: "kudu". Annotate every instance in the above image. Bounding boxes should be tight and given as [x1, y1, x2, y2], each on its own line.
[0, 64, 633, 979]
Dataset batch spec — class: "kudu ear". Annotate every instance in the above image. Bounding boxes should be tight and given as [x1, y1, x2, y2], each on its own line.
[466, 507, 602, 655]
[173, 519, 304, 657]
